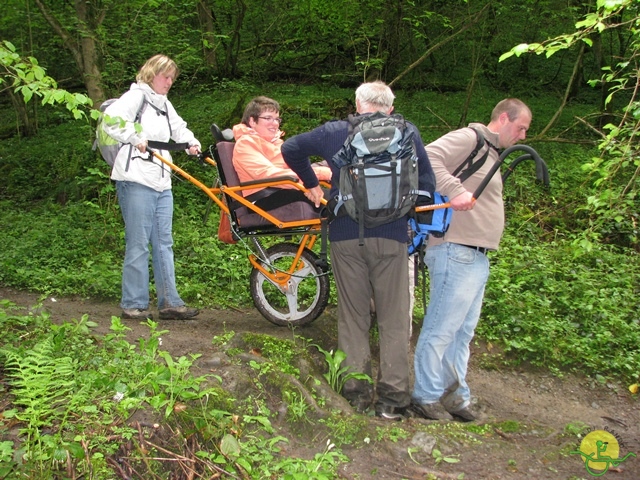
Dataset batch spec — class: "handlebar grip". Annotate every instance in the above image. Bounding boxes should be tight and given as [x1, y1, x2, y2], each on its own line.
[415, 202, 452, 212]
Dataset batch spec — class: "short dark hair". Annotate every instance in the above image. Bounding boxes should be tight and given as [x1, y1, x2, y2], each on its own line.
[491, 98, 531, 122]
[242, 96, 280, 125]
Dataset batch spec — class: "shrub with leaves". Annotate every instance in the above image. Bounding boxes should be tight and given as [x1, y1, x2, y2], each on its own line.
[481, 235, 640, 382]
[312, 345, 372, 394]
[0, 302, 349, 479]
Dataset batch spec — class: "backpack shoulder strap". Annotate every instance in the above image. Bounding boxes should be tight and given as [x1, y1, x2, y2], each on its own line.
[141, 100, 173, 137]
[452, 127, 489, 183]
[125, 95, 150, 172]
[346, 113, 363, 135]
[133, 92, 149, 123]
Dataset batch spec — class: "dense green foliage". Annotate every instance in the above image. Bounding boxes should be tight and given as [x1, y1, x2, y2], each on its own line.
[500, 0, 640, 250]
[1, 1, 639, 477]
[0, 0, 624, 98]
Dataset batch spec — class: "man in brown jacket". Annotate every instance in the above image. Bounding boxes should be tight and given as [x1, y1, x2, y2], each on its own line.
[411, 99, 532, 422]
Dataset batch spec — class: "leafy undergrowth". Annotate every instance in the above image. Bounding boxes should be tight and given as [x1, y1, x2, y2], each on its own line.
[2, 192, 639, 386]
[1, 84, 639, 386]
[480, 236, 640, 385]
[0, 301, 349, 479]
[2, 296, 639, 479]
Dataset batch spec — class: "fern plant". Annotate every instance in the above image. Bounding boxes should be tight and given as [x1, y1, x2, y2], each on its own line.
[4, 339, 77, 433]
[2, 337, 89, 473]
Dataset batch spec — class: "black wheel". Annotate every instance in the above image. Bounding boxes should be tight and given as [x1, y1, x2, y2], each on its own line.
[250, 243, 330, 326]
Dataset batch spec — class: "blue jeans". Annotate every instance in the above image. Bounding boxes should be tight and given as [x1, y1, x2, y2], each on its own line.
[116, 181, 185, 310]
[413, 242, 489, 411]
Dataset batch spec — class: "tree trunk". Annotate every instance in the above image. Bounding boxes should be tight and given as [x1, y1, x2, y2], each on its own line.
[222, 0, 246, 77]
[379, 0, 405, 80]
[7, 89, 37, 137]
[591, 33, 608, 127]
[33, 0, 106, 105]
[198, 0, 217, 69]
[459, 49, 484, 128]
[74, 0, 105, 104]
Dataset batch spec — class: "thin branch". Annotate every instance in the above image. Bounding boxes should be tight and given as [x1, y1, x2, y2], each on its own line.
[33, 0, 83, 70]
[532, 42, 586, 140]
[389, 3, 490, 87]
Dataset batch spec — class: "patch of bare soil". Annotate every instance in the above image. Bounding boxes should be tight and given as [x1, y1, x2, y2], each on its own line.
[1, 286, 638, 479]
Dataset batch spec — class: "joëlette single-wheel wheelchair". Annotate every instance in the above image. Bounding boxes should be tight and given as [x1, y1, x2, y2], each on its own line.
[149, 124, 549, 328]
[149, 124, 331, 327]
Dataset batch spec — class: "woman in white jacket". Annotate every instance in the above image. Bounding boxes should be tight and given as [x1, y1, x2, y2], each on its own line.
[103, 54, 201, 321]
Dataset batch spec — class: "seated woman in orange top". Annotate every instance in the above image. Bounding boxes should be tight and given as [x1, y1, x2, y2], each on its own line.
[232, 96, 331, 211]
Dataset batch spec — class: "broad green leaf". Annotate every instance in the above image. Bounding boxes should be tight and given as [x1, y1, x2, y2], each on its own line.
[65, 442, 85, 459]
[512, 43, 531, 56]
[21, 86, 34, 103]
[220, 433, 241, 456]
[498, 51, 515, 62]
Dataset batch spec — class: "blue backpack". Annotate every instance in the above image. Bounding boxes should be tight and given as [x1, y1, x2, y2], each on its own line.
[408, 127, 491, 254]
[408, 192, 452, 254]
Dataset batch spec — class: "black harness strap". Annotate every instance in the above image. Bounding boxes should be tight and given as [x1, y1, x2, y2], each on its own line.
[133, 143, 192, 177]
[125, 98, 176, 173]
[452, 127, 490, 183]
[317, 211, 330, 272]
[147, 140, 190, 151]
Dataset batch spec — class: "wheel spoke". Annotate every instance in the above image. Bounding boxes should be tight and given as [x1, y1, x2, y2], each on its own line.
[283, 281, 299, 319]
[250, 243, 330, 326]
[288, 264, 313, 287]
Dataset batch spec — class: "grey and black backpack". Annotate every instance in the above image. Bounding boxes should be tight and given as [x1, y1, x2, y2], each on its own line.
[331, 112, 419, 244]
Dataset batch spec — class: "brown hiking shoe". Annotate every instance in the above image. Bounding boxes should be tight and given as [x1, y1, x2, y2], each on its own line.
[409, 401, 454, 421]
[447, 406, 477, 422]
[159, 306, 199, 320]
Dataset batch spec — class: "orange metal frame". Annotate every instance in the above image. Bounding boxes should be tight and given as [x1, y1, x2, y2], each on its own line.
[151, 150, 328, 288]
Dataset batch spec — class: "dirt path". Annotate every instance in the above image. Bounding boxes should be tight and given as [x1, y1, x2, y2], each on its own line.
[1, 287, 638, 479]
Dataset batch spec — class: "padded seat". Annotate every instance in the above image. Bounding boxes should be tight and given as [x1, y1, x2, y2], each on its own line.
[215, 141, 320, 229]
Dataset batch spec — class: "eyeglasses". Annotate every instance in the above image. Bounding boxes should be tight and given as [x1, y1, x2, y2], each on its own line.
[257, 116, 283, 124]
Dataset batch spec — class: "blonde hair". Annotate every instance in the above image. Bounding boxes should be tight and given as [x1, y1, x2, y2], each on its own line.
[136, 54, 179, 85]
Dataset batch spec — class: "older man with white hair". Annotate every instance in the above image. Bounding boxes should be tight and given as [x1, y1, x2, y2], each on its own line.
[282, 81, 435, 420]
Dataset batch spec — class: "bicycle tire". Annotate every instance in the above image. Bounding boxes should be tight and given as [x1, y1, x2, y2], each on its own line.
[250, 243, 330, 326]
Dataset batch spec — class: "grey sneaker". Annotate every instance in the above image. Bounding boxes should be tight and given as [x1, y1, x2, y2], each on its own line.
[409, 401, 454, 421]
[447, 406, 477, 422]
[375, 404, 406, 421]
[122, 308, 153, 320]
[159, 305, 199, 320]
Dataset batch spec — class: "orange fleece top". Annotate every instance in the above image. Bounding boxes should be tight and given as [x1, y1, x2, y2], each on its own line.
[232, 123, 331, 197]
